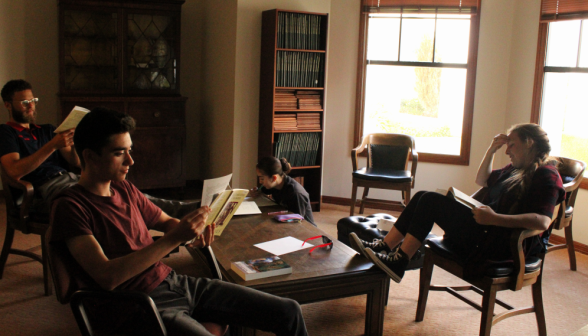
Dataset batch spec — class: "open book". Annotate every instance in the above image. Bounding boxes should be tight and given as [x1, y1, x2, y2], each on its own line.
[207, 189, 249, 236]
[54, 106, 90, 133]
[447, 187, 484, 210]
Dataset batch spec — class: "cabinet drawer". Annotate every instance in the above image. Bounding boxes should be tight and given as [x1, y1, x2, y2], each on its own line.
[128, 101, 185, 127]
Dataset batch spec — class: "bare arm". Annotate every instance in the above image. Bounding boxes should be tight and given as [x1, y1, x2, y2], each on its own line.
[58, 145, 81, 169]
[475, 134, 508, 187]
[472, 205, 551, 231]
[66, 207, 211, 291]
[0, 129, 75, 180]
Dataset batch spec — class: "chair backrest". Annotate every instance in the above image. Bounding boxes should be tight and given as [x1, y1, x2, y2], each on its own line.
[45, 224, 98, 304]
[553, 156, 586, 230]
[363, 133, 415, 170]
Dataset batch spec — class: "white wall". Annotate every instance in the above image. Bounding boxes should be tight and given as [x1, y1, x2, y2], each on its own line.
[231, 0, 331, 188]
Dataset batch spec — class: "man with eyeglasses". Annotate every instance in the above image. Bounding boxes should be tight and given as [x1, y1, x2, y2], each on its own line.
[0, 79, 198, 216]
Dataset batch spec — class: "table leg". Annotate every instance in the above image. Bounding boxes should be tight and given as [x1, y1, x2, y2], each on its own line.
[364, 274, 387, 336]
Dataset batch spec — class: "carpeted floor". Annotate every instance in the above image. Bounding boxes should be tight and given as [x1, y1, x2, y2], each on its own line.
[1, 202, 587, 335]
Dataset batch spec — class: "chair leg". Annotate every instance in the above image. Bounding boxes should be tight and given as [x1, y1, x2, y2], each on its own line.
[0, 225, 16, 279]
[359, 187, 369, 214]
[532, 275, 547, 336]
[564, 223, 577, 271]
[350, 182, 358, 216]
[40, 233, 52, 296]
[415, 252, 434, 322]
[479, 285, 497, 336]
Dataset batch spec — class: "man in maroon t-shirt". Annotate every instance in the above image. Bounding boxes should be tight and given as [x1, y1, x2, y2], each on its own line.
[50, 107, 308, 336]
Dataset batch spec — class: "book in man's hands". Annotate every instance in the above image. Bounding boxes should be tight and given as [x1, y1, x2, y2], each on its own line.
[54, 106, 90, 133]
[231, 256, 292, 281]
[206, 189, 249, 236]
[446, 187, 484, 210]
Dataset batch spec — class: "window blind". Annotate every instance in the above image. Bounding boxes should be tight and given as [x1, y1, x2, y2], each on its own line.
[541, 0, 588, 21]
[362, 0, 479, 14]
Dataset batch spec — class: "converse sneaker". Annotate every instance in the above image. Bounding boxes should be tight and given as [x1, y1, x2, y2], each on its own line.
[365, 248, 409, 283]
[349, 232, 391, 259]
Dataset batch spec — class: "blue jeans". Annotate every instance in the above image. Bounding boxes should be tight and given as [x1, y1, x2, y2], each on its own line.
[150, 271, 308, 336]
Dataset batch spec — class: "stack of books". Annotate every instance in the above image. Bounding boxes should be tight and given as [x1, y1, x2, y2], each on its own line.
[277, 12, 323, 50]
[274, 90, 297, 109]
[274, 114, 297, 131]
[297, 113, 321, 131]
[296, 90, 322, 110]
[274, 132, 321, 167]
[276, 51, 324, 88]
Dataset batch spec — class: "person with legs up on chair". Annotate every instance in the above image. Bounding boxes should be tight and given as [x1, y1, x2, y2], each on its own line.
[249, 156, 316, 226]
[49, 108, 308, 336]
[0, 79, 198, 218]
[350, 123, 565, 283]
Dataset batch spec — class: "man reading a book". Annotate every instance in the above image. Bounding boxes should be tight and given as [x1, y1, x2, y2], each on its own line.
[350, 123, 565, 284]
[0, 79, 196, 217]
[49, 107, 308, 336]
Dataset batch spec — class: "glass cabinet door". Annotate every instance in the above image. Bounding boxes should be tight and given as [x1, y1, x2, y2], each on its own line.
[63, 10, 118, 92]
[126, 13, 179, 92]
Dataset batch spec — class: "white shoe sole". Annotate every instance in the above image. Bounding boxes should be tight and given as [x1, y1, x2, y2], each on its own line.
[366, 248, 402, 283]
[349, 232, 370, 259]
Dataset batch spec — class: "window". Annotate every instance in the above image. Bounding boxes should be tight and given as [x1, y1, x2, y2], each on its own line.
[532, 1, 588, 188]
[355, 0, 480, 165]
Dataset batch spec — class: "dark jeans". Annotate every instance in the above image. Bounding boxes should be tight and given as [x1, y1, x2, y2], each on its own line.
[34, 174, 199, 218]
[150, 271, 308, 336]
[395, 191, 487, 256]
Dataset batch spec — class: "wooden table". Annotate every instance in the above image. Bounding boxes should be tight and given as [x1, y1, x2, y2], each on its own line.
[188, 207, 388, 336]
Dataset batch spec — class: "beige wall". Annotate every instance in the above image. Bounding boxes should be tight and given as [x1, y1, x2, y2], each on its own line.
[231, 0, 331, 188]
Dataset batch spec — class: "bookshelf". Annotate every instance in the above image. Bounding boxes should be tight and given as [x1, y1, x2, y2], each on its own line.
[258, 9, 328, 211]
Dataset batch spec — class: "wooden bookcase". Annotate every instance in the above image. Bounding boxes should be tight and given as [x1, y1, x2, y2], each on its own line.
[57, 0, 186, 190]
[258, 9, 328, 211]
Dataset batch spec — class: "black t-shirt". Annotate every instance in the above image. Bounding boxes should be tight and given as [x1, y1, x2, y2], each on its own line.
[261, 175, 316, 226]
[0, 122, 66, 188]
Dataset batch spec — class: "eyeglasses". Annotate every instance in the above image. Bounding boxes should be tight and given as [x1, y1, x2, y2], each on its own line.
[12, 98, 39, 108]
[301, 235, 333, 254]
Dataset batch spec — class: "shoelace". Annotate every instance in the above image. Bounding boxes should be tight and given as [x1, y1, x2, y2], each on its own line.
[379, 250, 403, 262]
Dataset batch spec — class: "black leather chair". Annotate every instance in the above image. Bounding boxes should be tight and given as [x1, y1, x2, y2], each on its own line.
[350, 133, 417, 215]
[0, 166, 52, 295]
[547, 156, 585, 270]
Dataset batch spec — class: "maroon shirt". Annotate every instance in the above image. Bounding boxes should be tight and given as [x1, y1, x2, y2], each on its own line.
[50, 180, 171, 293]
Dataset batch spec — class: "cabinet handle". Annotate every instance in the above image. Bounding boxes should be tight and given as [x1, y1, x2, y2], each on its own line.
[154, 112, 161, 118]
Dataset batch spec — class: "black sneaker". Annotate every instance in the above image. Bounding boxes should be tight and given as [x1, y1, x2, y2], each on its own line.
[349, 232, 390, 258]
[365, 248, 409, 283]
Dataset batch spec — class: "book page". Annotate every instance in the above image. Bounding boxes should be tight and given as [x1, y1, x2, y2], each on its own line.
[254, 236, 312, 255]
[205, 190, 232, 227]
[201, 174, 232, 207]
[448, 187, 484, 209]
[54, 106, 90, 133]
[213, 189, 248, 236]
[234, 201, 262, 215]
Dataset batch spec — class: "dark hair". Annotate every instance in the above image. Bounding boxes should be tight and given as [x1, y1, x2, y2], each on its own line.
[505, 123, 553, 212]
[74, 107, 136, 167]
[1, 80, 33, 102]
[256, 156, 291, 177]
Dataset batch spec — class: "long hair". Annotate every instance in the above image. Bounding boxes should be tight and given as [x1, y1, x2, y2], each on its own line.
[504, 123, 553, 212]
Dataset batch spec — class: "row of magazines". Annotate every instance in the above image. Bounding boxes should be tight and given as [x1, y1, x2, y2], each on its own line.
[276, 51, 324, 88]
[277, 12, 324, 50]
[274, 132, 321, 167]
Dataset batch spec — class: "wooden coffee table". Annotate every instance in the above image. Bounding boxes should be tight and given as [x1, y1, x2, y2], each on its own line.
[189, 207, 388, 336]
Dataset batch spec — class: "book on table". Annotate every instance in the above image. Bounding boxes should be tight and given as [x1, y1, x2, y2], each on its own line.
[231, 256, 292, 281]
[446, 187, 484, 210]
[207, 189, 249, 236]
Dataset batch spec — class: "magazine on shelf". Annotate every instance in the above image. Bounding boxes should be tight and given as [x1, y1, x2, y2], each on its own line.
[231, 255, 292, 281]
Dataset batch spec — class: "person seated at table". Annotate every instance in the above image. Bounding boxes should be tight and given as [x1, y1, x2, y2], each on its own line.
[350, 123, 565, 283]
[50, 107, 309, 336]
[249, 156, 316, 226]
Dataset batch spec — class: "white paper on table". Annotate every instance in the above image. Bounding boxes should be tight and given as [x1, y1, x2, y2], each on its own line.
[234, 201, 262, 215]
[54, 106, 90, 133]
[253, 195, 277, 207]
[201, 174, 233, 207]
[254, 236, 313, 256]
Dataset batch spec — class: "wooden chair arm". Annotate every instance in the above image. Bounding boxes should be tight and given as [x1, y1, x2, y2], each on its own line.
[509, 228, 544, 291]
[410, 148, 418, 188]
[351, 136, 370, 172]
[1, 170, 35, 220]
